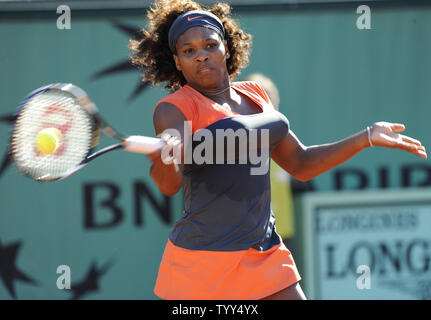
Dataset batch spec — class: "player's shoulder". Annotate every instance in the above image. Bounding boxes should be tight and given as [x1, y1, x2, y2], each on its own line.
[154, 85, 198, 124]
[232, 80, 263, 91]
[161, 85, 195, 101]
[232, 80, 272, 105]
[155, 86, 194, 111]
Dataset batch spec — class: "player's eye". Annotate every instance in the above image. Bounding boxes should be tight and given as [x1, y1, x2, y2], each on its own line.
[206, 43, 217, 49]
[183, 48, 194, 55]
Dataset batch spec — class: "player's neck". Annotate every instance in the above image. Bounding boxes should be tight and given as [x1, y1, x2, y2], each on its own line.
[188, 77, 232, 100]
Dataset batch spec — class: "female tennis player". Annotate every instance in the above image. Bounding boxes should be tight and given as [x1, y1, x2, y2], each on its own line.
[130, 0, 427, 300]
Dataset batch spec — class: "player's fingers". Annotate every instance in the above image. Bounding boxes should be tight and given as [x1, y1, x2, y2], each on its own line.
[397, 140, 427, 158]
[389, 123, 406, 132]
[400, 135, 423, 146]
[169, 136, 181, 145]
[412, 145, 427, 158]
[396, 134, 427, 157]
[170, 139, 182, 152]
[160, 132, 179, 143]
[418, 149, 428, 159]
[375, 128, 426, 159]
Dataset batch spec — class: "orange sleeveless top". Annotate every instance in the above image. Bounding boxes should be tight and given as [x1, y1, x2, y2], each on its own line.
[153, 81, 275, 134]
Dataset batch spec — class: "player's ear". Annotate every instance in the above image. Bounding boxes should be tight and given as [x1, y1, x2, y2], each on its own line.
[173, 55, 182, 71]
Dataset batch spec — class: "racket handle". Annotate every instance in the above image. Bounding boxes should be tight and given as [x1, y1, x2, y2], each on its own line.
[122, 136, 164, 154]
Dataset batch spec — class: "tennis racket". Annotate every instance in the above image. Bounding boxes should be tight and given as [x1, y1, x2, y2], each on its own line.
[10, 83, 164, 181]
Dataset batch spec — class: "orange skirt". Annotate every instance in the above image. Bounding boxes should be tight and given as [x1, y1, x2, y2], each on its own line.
[154, 239, 301, 300]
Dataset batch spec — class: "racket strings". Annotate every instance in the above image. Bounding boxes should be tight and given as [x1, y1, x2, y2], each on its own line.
[11, 90, 94, 180]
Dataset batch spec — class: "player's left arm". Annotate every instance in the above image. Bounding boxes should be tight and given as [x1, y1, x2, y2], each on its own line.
[271, 121, 427, 182]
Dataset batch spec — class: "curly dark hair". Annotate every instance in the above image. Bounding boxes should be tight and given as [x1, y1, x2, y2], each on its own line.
[129, 0, 253, 91]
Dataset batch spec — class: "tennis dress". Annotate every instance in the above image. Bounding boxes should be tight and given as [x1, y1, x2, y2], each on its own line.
[153, 81, 301, 300]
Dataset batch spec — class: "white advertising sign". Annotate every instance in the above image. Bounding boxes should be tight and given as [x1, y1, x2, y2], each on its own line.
[301, 188, 431, 299]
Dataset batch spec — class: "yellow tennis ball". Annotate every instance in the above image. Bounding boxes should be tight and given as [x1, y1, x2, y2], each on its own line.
[35, 128, 62, 155]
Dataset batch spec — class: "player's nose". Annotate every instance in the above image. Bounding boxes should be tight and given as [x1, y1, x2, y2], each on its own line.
[195, 49, 209, 62]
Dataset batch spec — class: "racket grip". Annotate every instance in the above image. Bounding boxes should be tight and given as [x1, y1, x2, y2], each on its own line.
[122, 136, 165, 154]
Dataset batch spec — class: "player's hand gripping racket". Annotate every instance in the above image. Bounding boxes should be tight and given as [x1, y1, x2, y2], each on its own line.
[10, 83, 164, 181]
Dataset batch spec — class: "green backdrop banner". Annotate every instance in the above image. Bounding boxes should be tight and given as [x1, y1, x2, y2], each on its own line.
[0, 5, 430, 299]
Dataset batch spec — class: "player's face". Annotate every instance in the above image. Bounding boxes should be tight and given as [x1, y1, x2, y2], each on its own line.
[173, 27, 230, 90]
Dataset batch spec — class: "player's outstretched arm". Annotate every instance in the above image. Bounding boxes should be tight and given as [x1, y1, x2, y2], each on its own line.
[271, 121, 427, 182]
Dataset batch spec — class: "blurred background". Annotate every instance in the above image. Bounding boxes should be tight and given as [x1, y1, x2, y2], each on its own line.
[0, 0, 430, 299]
